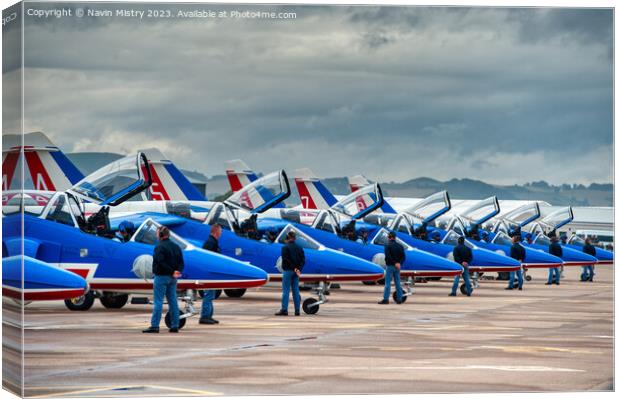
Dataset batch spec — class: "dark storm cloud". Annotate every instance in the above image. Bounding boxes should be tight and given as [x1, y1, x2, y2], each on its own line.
[17, 4, 613, 185]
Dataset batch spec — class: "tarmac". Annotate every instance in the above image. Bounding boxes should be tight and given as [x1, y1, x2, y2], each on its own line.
[2, 264, 614, 397]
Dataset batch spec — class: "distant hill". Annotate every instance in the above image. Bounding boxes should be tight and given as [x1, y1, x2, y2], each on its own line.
[64, 152, 612, 206]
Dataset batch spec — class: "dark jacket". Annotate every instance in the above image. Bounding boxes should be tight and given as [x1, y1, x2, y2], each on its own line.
[153, 238, 184, 276]
[203, 235, 220, 253]
[282, 241, 305, 271]
[549, 242, 563, 258]
[453, 244, 473, 266]
[510, 242, 526, 262]
[583, 243, 597, 257]
[385, 240, 406, 266]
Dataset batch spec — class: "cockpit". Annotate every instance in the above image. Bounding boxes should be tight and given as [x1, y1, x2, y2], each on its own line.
[275, 224, 324, 250]
[371, 228, 414, 250]
[131, 218, 189, 249]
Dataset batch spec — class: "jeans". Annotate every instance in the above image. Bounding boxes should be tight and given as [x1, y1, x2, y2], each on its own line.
[383, 265, 403, 302]
[200, 290, 215, 319]
[508, 267, 524, 289]
[451, 267, 472, 295]
[281, 270, 301, 313]
[547, 267, 561, 284]
[150, 275, 179, 329]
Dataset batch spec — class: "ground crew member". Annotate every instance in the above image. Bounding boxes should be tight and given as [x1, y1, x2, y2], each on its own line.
[200, 224, 222, 325]
[378, 231, 404, 304]
[114, 221, 134, 243]
[583, 238, 597, 282]
[547, 235, 563, 285]
[275, 231, 305, 316]
[143, 226, 183, 333]
[506, 235, 525, 291]
[450, 236, 473, 296]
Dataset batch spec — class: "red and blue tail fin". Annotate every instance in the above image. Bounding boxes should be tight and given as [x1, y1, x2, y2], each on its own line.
[140, 149, 207, 201]
[224, 159, 258, 193]
[293, 168, 338, 210]
[2, 132, 84, 191]
[348, 174, 397, 214]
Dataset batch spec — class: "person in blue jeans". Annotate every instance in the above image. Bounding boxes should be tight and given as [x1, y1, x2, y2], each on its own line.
[275, 231, 305, 316]
[143, 226, 184, 333]
[378, 231, 405, 304]
[506, 234, 525, 291]
[582, 238, 597, 281]
[200, 224, 222, 325]
[546, 236, 563, 285]
[449, 236, 473, 296]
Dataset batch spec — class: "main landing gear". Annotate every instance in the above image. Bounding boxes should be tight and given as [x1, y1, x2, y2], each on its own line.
[163, 289, 199, 330]
[302, 282, 330, 315]
[393, 276, 414, 303]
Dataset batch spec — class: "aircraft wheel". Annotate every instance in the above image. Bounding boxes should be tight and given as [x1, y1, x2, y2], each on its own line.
[224, 289, 246, 298]
[377, 278, 385, 285]
[497, 272, 509, 281]
[460, 284, 471, 295]
[525, 275, 532, 282]
[580, 273, 588, 281]
[99, 294, 129, 309]
[214, 289, 222, 299]
[64, 291, 95, 311]
[362, 281, 376, 286]
[165, 310, 186, 329]
[302, 298, 320, 314]
[393, 291, 406, 303]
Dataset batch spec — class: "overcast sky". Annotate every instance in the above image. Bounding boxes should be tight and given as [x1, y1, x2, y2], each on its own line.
[7, 3, 613, 185]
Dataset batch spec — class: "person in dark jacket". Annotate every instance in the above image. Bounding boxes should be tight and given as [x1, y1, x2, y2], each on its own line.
[379, 231, 405, 304]
[582, 238, 597, 282]
[546, 236, 563, 285]
[275, 231, 305, 316]
[450, 236, 473, 296]
[143, 226, 184, 333]
[200, 224, 222, 325]
[506, 235, 525, 290]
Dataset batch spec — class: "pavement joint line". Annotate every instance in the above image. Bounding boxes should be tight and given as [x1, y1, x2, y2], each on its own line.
[299, 365, 586, 372]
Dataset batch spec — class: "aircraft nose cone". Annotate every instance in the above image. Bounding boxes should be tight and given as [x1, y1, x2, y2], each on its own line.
[472, 248, 521, 268]
[561, 246, 598, 265]
[403, 249, 462, 275]
[184, 249, 268, 287]
[594, 247, 614, 262]
[523, 247, 563, 266]
[321, 250, 385, 280]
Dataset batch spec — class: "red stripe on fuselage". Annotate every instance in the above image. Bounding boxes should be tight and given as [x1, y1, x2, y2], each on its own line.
[66, 269, 90, 279]
[295, 179, 318, 209]
[24, 151, 56, 191]
[90, 279, 268, 290]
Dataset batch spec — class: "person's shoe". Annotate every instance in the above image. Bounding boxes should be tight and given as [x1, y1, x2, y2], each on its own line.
[545, 282, 552, 285]
[448, 293, 456, 297]
[295, 311, 300, 316]
[142, 327, 159, 333]
[467, 293, 471, 297]
[505, 287, 513, 290]
[210, 318, 220, 324]
[199, 318, 217, 325]
[555, 282, 560, 286]
[169, 327, 179, 333]
[588, 279, 594, 282]
[378, 299, 389, 304]
[274, 310, 288, 316]
[396, 298, 403, 304]
[518, 287, 523, 291]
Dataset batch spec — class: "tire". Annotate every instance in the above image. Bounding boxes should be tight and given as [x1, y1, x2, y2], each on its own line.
[224, 289, 246, 298]
[302, 298, 320, 314]
[393, 291, 407, 303]
[214, 289, 222, 299]
[99, 294, 129, 309]
[460, 284, 471, 295]
[164, 310, 187, 329]
[377, 278, 385, 285]
[64, 291, 95, 311]
[362, 281, 377, 286]
[580, 273, 588, 282]
[525, 275, 532, 282]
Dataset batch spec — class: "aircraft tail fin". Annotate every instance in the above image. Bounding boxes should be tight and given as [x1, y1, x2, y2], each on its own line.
[348, 175, 370, 193]
[140, 148, 207, 201]
[2, 131, 84, 191]
[348, 174, 396, 214]
[224, 159, 259, 193]
[293, 168, 338, 210]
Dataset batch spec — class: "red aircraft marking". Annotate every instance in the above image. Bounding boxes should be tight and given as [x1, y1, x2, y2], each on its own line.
[24, 151, 56, 191]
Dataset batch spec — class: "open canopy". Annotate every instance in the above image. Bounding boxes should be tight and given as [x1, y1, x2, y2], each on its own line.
[225, 170, 290, 213]
[331, 183, 384, 220]
[403, 191, 451, 223]
[68, 153, 152, 206]
[460, 196, 500, 226]
[501, 202, 541, 228]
